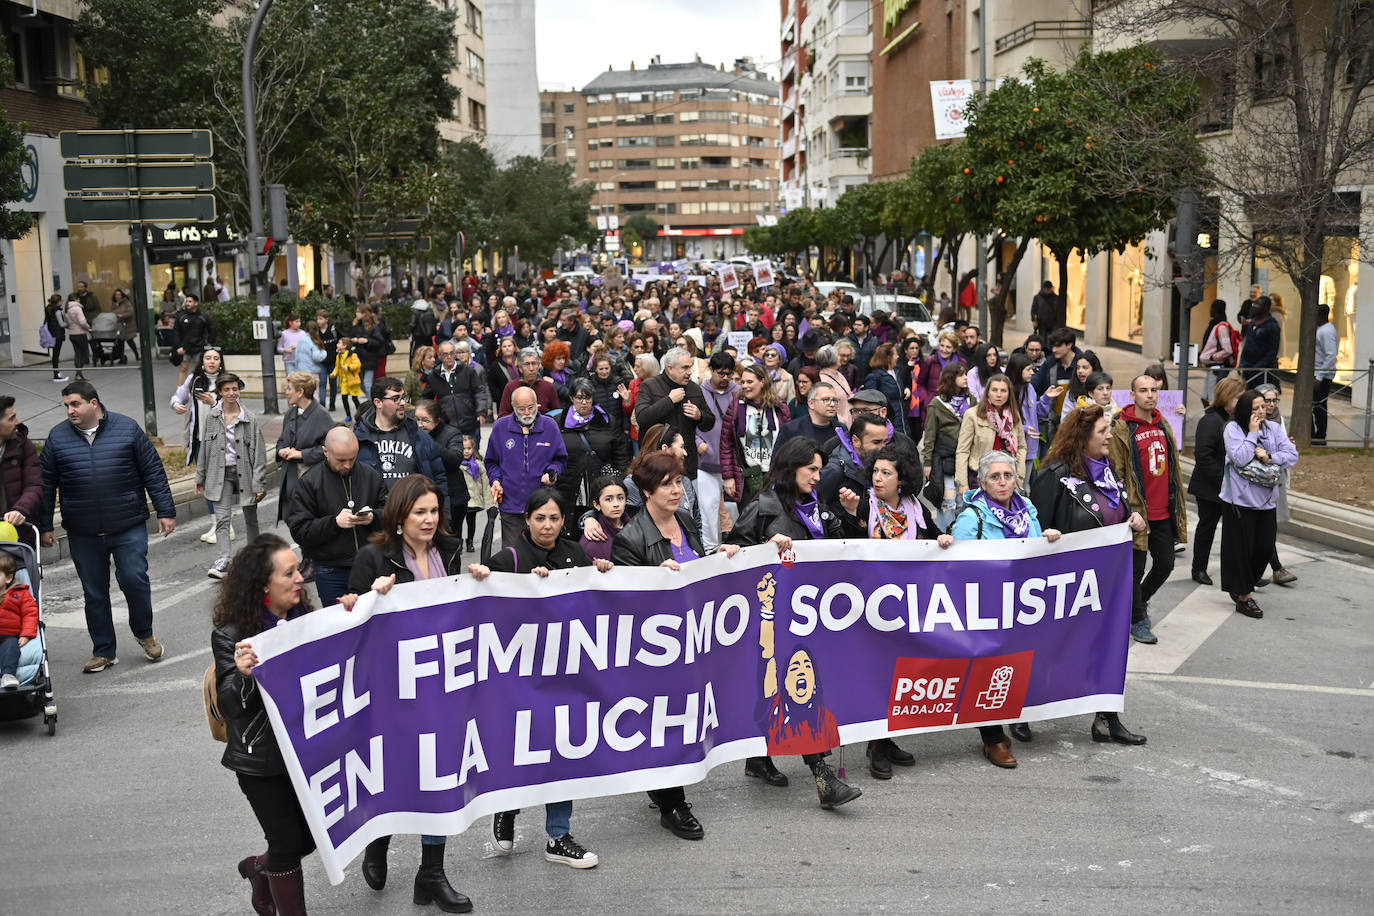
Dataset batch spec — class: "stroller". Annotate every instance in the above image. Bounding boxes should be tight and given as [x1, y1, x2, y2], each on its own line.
[0, 527, 57, 735]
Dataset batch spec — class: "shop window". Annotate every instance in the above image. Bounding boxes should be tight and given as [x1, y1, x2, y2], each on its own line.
[1107, 244, 1146, 345]
[1042, 248, 1087, 332]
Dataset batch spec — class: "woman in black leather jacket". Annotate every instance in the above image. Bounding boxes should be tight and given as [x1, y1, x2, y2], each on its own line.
[1186, 376, 1246, 585]
[211, 533, 313, 916]
[608, 451, 740, 843]
[340, 474, 471, 913]
[725, 437, 859, 810]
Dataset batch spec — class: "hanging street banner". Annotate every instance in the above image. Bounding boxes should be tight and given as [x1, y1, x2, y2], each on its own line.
[248, 527, 1133, 884]
[929, 79, 1005, 140]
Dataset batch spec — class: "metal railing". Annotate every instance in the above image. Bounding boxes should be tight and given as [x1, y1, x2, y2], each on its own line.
[1178, 359, 1374, 448]
[994, 19, 1093, 55]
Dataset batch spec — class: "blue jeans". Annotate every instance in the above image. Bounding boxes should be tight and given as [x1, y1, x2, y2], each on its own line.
[313, 564, 352, 609]
[360, 369, 376, 400]
[0, 635, 19, 676]
[503, 802, 573, 839]
[67, 524, 155, 659]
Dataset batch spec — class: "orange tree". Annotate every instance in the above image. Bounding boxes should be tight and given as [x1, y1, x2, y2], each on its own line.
[958, 46, 1202, 345]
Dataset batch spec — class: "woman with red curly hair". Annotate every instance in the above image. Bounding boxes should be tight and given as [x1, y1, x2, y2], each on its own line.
[541, 340, 573, 412]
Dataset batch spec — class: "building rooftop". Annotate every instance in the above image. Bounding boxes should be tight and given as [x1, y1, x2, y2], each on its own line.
[582, 60, 778, 97]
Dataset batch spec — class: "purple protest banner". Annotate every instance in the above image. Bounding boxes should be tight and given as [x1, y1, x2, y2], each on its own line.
[249, 527, 1132, 883]
[1112, 389, 1185, 442]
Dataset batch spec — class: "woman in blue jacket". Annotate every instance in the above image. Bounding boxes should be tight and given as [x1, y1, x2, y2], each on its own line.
[860, 342, 907, 435]
[937, 449, 1060, 770]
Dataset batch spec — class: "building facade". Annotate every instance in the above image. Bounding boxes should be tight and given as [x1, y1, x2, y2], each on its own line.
[483, 0, 540, 163]
[788, 0, 874, 208]
[433, 0, 488, 147]
[542, 58, 781, 260]
[870, 0, 966, 181]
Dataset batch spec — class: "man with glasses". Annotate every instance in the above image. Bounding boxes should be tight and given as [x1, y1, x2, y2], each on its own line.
[498, 348, 560, 417]
[775, 382, 845, 451]
[486, 386, 567, 547]
[822, 389, 919, 456]
[354, 377, 448, 503]
[424, 341, 489, 439]
[633, 347, 716, 484]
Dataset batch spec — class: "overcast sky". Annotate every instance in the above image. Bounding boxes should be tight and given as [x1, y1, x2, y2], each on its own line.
[534, 0, 780, 91]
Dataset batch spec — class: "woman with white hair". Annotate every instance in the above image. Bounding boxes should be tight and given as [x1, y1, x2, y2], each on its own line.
[814, 344, 853, 426]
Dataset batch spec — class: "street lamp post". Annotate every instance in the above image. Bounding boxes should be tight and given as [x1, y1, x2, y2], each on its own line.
[242, 0, 278, 413]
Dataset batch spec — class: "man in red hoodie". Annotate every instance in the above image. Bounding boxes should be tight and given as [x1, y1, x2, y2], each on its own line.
[1108, 374, 1188, 645]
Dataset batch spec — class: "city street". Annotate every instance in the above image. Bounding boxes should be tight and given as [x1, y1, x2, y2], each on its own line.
[1, 507, 1370, 914]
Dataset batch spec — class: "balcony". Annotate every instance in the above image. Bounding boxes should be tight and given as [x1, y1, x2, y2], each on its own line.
[782, 134, 797, 159]
[994, 20, 1092, 55]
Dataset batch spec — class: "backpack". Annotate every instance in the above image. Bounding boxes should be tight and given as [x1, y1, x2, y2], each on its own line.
[38, 323, 55, 349]
[203, 664, 228, 742]
[1201, 321, 1240, 368]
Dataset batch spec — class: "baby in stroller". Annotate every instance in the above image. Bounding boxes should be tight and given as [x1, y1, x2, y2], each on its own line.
[0, 552, 38, 689]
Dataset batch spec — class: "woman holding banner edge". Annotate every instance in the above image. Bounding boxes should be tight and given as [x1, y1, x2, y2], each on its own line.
[211, 533, 314, 916]
[468, 487, 613, 868]
[1029, 405, 1149, 746]
[609, 449, 741, 839]
[338, 474, 473, 913]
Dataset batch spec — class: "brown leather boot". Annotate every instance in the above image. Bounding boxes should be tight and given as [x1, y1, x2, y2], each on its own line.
[267, 866, 307, 916]
[236, 853, 274, 916]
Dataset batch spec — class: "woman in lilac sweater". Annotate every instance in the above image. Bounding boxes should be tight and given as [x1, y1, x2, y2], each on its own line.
[1219, 389, 1299, 619]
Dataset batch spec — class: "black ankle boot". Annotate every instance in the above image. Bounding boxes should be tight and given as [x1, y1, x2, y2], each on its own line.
[809, 759, 862, 809]
[413, 842, 472, 913]
[743, 754, 788, 786]
[361, 835, 390, 890]
[1092, 712, 1147, 746]
[465, 539, 476, 553]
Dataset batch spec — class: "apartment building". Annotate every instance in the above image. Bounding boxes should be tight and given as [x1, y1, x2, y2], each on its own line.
[870, 0, 966, 181]
[433, 0, 488, 146]
[778, 0, 873, 210]
[542, 58, 781, 260]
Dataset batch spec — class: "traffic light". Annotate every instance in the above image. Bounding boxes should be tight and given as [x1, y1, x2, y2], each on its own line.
[1171, 189, 1200, 306]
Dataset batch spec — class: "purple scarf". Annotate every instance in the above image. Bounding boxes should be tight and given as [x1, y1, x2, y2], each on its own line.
[793, 495, 825, 539]
[403, 542, 447, 581]
[949, 393, 970, 417]
[461, 457, 482, 479]
[495, 324, 515, 338]
[548, 367, 570, 387]
[1084, 454, 1124, 508]
[973, 490, 1032, 537]
[564, 404, 607, 429]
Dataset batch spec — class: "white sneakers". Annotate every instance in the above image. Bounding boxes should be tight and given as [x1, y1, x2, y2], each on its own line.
[199, 524, 236, 544]
[1, 673, 19, 689]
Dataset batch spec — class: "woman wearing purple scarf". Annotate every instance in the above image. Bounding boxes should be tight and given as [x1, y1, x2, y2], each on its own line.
[557, 379, 632, 508]
[339, 475, 472, 913]
[726, 437, 861, 810]
[1030, 404, 1150, 747]
[938, 449, 1062, 770]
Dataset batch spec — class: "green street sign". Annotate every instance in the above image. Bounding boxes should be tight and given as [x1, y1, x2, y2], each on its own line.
[364, 218, 424, 236]
[60, 129, 214, 160]
[361, 236, 431, 252]
[64, 194, 217, 224]
[63, 162, 215, 192]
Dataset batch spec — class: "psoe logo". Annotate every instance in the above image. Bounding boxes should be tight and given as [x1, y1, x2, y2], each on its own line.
[886, 650, 1035, 731]
[957, 651, 1034, 724]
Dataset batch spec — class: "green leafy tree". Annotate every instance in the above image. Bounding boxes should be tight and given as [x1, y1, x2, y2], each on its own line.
[621, 213, 659, 256]
[0, 45, 34, 255]
[905, 144, 977, 294]
[960, 47, 1202, 345]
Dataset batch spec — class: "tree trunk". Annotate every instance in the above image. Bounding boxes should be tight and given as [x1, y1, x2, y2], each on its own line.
[989, 236, 1033, 349]
[1288, 233, 1325, 446]
[1056, 251, 1070, 332]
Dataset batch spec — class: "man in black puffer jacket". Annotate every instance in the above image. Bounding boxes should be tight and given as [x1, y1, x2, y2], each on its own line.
[40, 381, 176, 674]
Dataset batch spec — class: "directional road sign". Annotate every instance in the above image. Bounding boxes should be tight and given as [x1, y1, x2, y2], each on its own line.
[364, 218, 424, 237]
[64, 194, 218, 224]
[361, 236, 432, 252]
[59, 129, 214, 160]
[63, 162, 216, 192]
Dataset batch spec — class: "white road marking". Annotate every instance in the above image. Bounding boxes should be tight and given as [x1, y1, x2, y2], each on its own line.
[64, 676, 200, 700]
[1349, 811, 1374, 830]
[1131, 672, 1374, 698]
[112, 646, 211, 677]
[42, 576, 220, 630]
[1128, 587, 1236, 675]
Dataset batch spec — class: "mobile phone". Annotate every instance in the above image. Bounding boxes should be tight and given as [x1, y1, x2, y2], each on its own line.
[354, 506, 373, 515]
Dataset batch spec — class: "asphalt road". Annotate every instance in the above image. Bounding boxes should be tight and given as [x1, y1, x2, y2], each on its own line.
[1, 506, 1371, 915]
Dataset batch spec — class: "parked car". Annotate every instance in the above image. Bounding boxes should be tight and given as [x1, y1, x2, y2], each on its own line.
[855, 294, 938, 342]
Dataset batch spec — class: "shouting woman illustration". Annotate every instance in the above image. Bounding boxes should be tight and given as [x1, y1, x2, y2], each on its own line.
[751, 572, 860, 809]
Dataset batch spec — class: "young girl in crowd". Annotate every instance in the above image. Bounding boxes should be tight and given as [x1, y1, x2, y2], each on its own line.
[0, 552, 38, 690]
[460, 433, 495, 554]
[331, 339, 363, 420]
[579, 476, 629, 562]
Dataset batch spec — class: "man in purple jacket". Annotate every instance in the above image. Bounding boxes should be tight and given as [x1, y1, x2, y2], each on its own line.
[0, 396, 42, 547]
[485, 387, 568, 549]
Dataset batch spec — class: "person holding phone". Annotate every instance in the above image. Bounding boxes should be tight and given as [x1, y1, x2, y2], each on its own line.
[285, 427, 387, 608]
